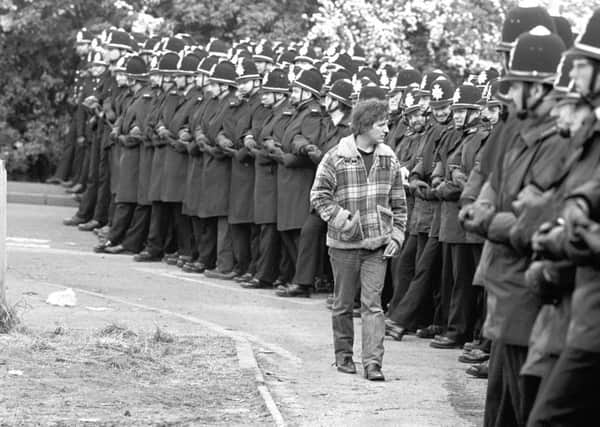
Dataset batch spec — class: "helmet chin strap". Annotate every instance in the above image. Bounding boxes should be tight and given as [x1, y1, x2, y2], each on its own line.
[583, 59, 600, 107]
[516, 82, 531, 120]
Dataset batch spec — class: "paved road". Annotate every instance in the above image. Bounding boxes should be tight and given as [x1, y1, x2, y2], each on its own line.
[5, 203, 486, 426]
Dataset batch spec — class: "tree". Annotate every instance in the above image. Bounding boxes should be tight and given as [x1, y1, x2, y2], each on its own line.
[154, 0, 318, 43]
[307, 0, 600, 79]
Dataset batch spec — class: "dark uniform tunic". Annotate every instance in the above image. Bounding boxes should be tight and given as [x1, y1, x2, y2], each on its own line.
[226, 92, 269, 224]
[276, 99, 323, 231]
[199, 91, 238, 218]
[115, 86, 153, 204]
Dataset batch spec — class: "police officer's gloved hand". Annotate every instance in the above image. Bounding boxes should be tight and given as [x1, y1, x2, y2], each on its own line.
[525, 261, 563, 305]
[578, 221, 600, 254]
[304, 144, 322, 163]
[244, 135, 257, 150]
[531, 222, 567, 261]
[462, 201, 495, 236]
[408, 179, 429, 192]
[562, 197, 591, 241]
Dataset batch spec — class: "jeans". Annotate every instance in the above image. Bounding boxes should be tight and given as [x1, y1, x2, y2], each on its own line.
[329, 247, 388, 368]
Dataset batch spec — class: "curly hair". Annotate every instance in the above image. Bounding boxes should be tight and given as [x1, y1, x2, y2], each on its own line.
[351, 99, 389, 135]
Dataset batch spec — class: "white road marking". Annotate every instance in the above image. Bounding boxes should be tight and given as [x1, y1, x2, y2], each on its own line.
[135, 267, 324, 307]
[7, 237, 50, 244]
[7, 243, 50, 249]
[7, 245, 130, 258]
[36, 280, 291, 426]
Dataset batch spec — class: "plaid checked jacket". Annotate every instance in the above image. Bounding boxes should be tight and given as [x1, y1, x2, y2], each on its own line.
[310, 135, 408, 250]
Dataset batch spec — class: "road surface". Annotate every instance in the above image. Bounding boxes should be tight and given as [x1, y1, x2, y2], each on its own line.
[5, 203, 485, 426]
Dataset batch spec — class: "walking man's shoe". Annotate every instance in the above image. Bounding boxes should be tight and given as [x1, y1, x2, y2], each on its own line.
[336, 357, 357, 374]
[364, 363, 385, 381]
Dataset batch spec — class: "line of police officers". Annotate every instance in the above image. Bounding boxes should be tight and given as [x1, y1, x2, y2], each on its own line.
[51, 5, 600, 424]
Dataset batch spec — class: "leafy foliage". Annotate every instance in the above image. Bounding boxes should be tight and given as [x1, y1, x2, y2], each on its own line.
[308, 0, 600, 79]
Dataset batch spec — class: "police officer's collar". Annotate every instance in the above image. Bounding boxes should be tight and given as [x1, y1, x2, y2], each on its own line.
[520, 115, 556, 147]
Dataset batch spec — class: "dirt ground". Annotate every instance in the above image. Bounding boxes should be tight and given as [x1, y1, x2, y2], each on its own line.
[0, 324, 269, 426]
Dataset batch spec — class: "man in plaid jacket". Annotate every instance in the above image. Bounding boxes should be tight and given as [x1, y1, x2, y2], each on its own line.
[311, 98, 407, 381]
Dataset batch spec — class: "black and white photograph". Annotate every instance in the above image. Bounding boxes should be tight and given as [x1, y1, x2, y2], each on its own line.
[1, 0, 599, 425]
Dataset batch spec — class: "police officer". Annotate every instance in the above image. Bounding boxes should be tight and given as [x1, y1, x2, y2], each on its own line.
[134, 51, 183, 261]
[276, 78, 353, 297]
[240, 68, 293, 289]
[180, 55, 220, 273]
[223, 59, 268, 280]
[196, 60, 239, 278]
[526, 10, 600, 425]
[462, 26, 567, 426]
[94, 55, 152, 253]
[430, 83, 488, 350]
[386, 78, 455, 340]
[267, 67, 324, 289]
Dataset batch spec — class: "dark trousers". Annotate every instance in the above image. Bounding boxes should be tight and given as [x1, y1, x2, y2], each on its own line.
[255, 223, 280, 284]
[74, 142, 90, 187]
[107, 194, 116, 227]
[442, 243, 481, 342]
[108, 202, 136, 244]
[388, 233, 428, 314]
[230, 223, 258, 275]
[121, 204, 151, 253]
[192, 216, 216, 268]
[144, 201, 189, 257]
[201, 216, 234, 272]
[54, 128, 76, 181]
[388, 236, 442, 329]
[280, 229, 300, 283]
[485, 341, 530, 427]
[292, 212, 328, 287]
[76, 127, 105, 220]
[92, 146, 112, 225]
[527, 347, 600, 427]
[70, 142, 86, 183]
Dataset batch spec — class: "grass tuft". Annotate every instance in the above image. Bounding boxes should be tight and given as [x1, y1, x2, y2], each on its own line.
[152, 326, 175, 344]
[0, 301, 20, 334]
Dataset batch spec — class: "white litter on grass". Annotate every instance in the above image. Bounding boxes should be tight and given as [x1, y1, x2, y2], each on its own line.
[46, 288, 77, 307]
[84, 306, 112, 312]
[7, 370, 23, 376]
